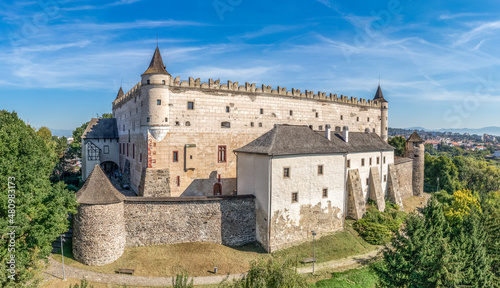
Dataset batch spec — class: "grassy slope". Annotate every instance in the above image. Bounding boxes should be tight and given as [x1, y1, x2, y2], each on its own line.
[312, 267, 378, 288]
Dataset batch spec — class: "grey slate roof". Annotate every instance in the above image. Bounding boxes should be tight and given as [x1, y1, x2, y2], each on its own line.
[235, 125, 393, 156]
[143, 46, 170, 75]
[82, 118, 119, 139]
[373, 85, 387, 103]
[115, 87, 124, 100]
[407, 131, 424, 142]
[76, 164, 125, 205]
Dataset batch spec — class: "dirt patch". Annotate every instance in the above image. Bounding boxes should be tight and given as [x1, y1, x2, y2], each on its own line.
[402, 193, 431, 213]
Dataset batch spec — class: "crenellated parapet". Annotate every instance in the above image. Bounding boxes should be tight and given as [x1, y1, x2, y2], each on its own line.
[113, 76, 383, 111]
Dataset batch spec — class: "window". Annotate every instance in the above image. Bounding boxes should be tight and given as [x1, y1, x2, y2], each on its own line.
[340, 115, 343, 120]
[187, 101, 194, 110]
[119, 143, 121, 155]
[315, 112, 319, 118]
[283, 167, 290, 178]
[361, 158, 365, 166]
[369, 158, 372, 165]
[141, 100, 143, 107]
[377, 157, 380, 164]
[175, 121, 180, 126]
[147, 80, 150, 84]
[140, 153, 142, 162]
[176, 175, 180, 186]
[366, 178, 369, 185]
[123, 124, 125, 131]
[162, 80, 165, 85]
[186, 121, 191, 126]
[260, 108, 264, 114]
[218, 145, 227, 163]
[373, 128, 376, 132]
[319, 125, 323, 130]
[127, 143, 129, 157]
[156, 99, 161, 105]
[250, 122, 254, 127]
[258, 123, 262, 127]
[335, 126, 341, 131]
[367, 117, 370, 122]
[173, 151, 179, 162]
[322, 188, 328, 198]
[309, 125, 313, 129]
[291, 192, 298, 203]
[318, 165, 324, 175]
[290, 110, 293, 116]
[356, 117, 359, 121]
[383, 156, 386, 164]
[347, 159, 351, 168]
[132, 144, 135, 159]
[226, 106, 230, 113]
[87, 142, 99, 161]
[165, 117, 168, 122]
[147, 117, 150, 123]
[384, 175, 387, 182]
[221, 122, 231, 128]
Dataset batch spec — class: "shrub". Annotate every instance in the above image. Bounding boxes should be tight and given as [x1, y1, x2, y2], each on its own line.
[353, 203, 406, 245]
[172, 272, 193, 288]
[69, 278, 94, 288]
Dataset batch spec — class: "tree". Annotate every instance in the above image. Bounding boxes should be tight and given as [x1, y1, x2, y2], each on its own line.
[444, 189, 481, 222]
[68, 122, 89, 159]
[101, 113, 113, 119]
[424, 154, 460, 193]
[388, 136, 406, 157]
[0, 110, 77, 287]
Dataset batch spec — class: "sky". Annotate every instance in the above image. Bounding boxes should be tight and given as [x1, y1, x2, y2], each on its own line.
[1, 0, 500, 136]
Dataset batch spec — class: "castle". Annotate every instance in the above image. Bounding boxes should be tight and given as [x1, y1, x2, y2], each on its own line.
[74, 47, 425, 266]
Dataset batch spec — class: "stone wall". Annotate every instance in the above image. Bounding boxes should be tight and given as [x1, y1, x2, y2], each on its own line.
[394, 158, 413, 199]
[124, 195, 255, 247]
[72, 203, 126, 266]
[138, 167, 170, 197]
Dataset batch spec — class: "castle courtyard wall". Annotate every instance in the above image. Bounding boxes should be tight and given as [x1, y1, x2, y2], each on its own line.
[394, 158, 414, 199]
[123, 195, 255, 247]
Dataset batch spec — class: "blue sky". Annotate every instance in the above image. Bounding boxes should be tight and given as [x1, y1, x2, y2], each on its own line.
[1, 0, 500, 135]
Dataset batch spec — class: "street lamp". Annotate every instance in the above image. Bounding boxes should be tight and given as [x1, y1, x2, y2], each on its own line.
[311, 230, 317, 275]
[61, 234, 66, 281]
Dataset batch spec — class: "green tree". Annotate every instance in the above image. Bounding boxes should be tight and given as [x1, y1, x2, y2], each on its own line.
[68, 122, 89, 159]
[101, 113, 113, 119]
[36, 126, 52, 144]
[424, 154, 460, 193]
[388, 136, 406, 157]
[0, 110, 78, 287]
[483, 191, 500, 285]
[424, 143, 437, 155]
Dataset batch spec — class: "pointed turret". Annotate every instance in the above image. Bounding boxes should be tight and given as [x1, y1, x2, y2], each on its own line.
[142, 46, 170, 75]
[373, 85, 387, 103]
[76, 164, 125, 204]
[115, 87, 124, 100]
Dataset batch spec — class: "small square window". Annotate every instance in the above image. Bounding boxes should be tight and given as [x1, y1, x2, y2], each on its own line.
[187, 101, 194, 110]
[383, 156, 386, 164]
[258, 123, 262, 127]
[165, 117, 168, 122]
[322, 188, 328, 198]
[157, 99, 161, 105]
[283, 167, 290, 178]
[173, 151, 179, 162]
[175, 121, 180, 126]
[147, 117, 150, 123]
[347, 159, 351, 168]
[369, 158, 372, 165]
[103, 145, 109, 154]
[377, 157, 380, 164]
[260, 108, 264, 114]
[361, 158, 365, 167]
[356, 117, 359, 122]
[250, 122, 254, 127]
[318, 165, 323, 175]
[162, 80, 166, 85]
[319, 125, 323, 130]
[340, 115, 343, 120]
[147, 80, 150, 84]
[290, 110, 293, 116]
[367, 117, 370, 122]
[226, 106, 230, 113]
[221, 122, 231, 128]
[185, 121, 191, 126]
[292, 192, 298, 203]
[315, 112, 319, 118]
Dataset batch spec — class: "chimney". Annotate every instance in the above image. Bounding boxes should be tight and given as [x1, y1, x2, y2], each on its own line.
[325, 124, 331, 140]
[342, 126, 349, 143]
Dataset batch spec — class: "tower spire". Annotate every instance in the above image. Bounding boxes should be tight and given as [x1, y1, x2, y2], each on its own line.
[142, 47, 170, 75]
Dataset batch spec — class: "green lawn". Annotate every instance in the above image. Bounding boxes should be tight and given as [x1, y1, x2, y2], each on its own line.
[273, 221, 377, 265]
[312, 267, 378, 288]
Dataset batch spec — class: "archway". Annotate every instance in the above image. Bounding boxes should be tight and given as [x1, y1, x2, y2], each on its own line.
[213, 183, 222, 196]
[100, 161, 119, 180]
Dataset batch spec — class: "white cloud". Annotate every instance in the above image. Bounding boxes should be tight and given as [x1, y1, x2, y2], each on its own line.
[453, 21, 500, 47]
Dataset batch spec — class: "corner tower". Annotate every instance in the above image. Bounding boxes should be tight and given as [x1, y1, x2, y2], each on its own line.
[405, 132, 425, 196]
[373, 85, 388, 141]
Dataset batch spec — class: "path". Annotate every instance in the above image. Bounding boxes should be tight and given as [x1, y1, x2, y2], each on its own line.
[43, 248, 382, 287]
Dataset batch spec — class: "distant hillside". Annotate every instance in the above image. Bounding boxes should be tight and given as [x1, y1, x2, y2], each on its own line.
[50, 129, 73, 138]
[397, 126, 500, 136]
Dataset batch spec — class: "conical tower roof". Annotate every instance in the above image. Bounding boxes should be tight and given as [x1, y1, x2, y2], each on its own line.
[373, 85, 387, 103]
[115, 87, 124, 100]
[76, 164, 125, 204]
[407, 131, 424, 143]
[142, 46, 170, 75]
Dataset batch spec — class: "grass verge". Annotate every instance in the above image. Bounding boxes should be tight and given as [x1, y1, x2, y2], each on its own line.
[311, 266, 378, 288]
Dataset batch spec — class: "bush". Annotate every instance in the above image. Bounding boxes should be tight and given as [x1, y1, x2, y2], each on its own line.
[219, 258, 307, 288]
[69, 278, 94, 288]
[353, 203, 406, 245]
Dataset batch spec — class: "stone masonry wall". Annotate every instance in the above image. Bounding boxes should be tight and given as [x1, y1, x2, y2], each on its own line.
[138, 167, 170, 197]
[73, 203, 126, 266]
[394, 158, 413, 199]
[124, 195, 255, 247]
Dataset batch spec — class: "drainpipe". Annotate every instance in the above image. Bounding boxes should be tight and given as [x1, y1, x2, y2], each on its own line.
[268, 154, 274, 253]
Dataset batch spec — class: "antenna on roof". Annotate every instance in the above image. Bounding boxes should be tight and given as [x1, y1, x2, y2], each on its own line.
[378, 75, 380, 86]
[156, 33, 158, 47]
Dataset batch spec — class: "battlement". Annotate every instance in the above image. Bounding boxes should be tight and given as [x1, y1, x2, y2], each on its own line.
[112, 76, 383, 110]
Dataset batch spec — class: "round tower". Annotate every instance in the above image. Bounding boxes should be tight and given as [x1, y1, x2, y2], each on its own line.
[140, 46, 171, 128]
[373, 85, 388, 141]
[73, 165, 126, 266]
[405, 132, 425, 196]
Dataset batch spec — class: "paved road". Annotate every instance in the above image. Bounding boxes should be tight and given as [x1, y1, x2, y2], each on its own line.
[43, 248, 381, 287]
